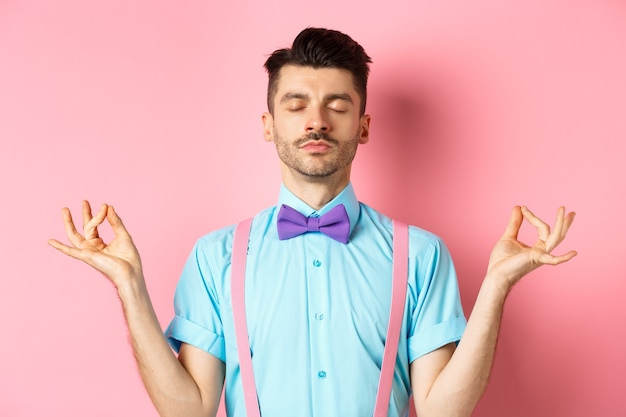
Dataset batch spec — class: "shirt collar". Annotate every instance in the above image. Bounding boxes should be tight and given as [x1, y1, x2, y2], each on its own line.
[277, 183, 360, 236]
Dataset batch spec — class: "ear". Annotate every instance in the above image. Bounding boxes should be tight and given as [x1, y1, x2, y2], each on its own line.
[262, 112, 274, 142]
[358, 114, 371, 144]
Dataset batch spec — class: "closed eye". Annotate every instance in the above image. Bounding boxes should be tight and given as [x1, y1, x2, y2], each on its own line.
[326, 94, 353, 114]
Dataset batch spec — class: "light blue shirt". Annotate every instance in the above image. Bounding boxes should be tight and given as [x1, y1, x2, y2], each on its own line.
[165, 183, 466, 417]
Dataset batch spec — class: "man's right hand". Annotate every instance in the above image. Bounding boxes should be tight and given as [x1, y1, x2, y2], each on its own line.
[48, 200, 143, 288]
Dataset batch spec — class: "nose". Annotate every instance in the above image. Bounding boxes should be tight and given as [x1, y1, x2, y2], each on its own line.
[304, 107, 329, 132]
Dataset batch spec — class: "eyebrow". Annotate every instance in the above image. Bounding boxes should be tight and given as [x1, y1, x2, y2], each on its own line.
[279, 92, 354, 105]
[280, 92, 309, 104]
[326, 93, 354, 104]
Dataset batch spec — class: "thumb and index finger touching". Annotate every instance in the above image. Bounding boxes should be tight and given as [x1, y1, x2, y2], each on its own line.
[48, 200, 130, 255]
[503, 205, 578, 266]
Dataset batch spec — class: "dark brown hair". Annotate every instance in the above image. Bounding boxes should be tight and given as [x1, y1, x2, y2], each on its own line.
[264, 28, 372, 115]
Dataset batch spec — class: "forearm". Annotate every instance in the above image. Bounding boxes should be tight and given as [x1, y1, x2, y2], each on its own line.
[418, 274, 509, 417]
[415, 205, 576, 416]
[117, 277, 218, 417]
[49, 203, 222, 415]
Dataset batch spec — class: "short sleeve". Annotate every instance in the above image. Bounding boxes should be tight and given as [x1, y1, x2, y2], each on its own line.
[407, 233, 466, 362]
[164, 237, 227, 362]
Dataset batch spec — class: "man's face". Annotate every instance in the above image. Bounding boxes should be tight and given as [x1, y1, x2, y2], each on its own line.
[262, 65, 370, 181]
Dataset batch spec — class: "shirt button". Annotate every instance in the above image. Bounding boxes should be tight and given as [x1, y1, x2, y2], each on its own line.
[318, 371, 327, 379]
[315, 312, 325, 321]
[312, 259, 322, 267]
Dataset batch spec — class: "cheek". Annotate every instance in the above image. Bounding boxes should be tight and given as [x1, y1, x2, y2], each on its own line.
[344, 120, 364, 139]
[275, 119, 304, 137]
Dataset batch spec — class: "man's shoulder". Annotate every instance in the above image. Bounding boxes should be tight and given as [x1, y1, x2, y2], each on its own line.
[194, 205, 276, 248]
[358, 202, 445, 248]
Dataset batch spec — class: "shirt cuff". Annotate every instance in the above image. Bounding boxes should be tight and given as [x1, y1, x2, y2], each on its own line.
[408, 315, 467, 362]
[164, 315, 226, 362]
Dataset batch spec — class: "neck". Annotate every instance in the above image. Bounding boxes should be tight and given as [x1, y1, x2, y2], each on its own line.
[281, 169, 350, 210]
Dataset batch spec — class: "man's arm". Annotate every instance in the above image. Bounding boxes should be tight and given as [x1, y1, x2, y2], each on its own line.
[410, 206, 576, 417]
[48, 201, 224, 417]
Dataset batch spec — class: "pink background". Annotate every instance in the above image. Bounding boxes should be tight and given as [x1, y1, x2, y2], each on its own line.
[1, 0, 625, 416]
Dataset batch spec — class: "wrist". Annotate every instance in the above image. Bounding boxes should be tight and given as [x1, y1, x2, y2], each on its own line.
[115, 273, 148, 301]
[481, 271, 514, 300]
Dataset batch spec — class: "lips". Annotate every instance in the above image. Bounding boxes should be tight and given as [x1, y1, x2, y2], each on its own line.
[301, 140, 331, 152]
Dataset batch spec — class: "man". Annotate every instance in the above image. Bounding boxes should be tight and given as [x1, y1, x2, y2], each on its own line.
[49, 28, 576, 417]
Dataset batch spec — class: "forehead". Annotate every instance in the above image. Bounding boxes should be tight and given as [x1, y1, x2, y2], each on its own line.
[274, 65, 358, 100]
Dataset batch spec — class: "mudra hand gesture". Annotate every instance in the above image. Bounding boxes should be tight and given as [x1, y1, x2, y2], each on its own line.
[487, 205, 577, 291]
[48, 200, 143, 288]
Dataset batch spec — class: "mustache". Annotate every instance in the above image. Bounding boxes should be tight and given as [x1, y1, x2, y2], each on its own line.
[295, 132, 338, 146]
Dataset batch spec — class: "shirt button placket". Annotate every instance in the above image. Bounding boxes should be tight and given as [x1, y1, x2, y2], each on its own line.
[312, 260, 325, 323]
[306, 234, 331, 404]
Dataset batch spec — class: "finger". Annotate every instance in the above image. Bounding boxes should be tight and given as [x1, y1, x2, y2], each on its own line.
[62, 207, 85, 247]
[106, 205, 130, 238]
[48, 239, 105, 271]
[546, 207, 576, 252]
[545, 206, 566, 252]
[555, 210, 576, 249]
[561, 211, 576, 239]
[501, 206, 523, 239]
[84, 203, 108, 240]
[537, 249, 578, 266]
[521, 206, 551, 242]
[48, 238, 87, 261]
[82, 200, 94, 231]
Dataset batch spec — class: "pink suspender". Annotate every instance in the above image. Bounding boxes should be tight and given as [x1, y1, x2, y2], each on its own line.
[373, 220, 409, 417]
[231, 218, 259, 417]
[232, 219, 409, 417]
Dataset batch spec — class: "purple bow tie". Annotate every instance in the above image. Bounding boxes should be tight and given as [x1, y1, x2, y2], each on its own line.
[277, 204, 350, 244]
